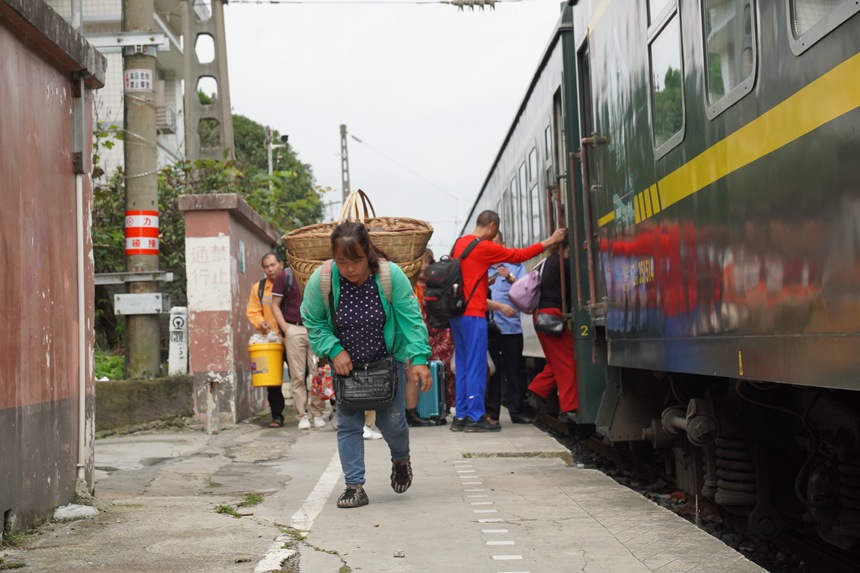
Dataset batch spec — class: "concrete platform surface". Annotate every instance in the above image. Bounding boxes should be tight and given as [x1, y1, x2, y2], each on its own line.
[2, 412, 766, 573]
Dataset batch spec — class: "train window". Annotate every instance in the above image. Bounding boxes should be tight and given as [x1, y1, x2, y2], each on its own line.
[544, 125, 552, 160]
[518, 163, 529, 245]
[788, 0, 860, 54]
[503, 187, 514, 244]
[530, 184, 541, 243]
[528, 147, 538, 183]
[649, 9, 686, 155]
[509, 177, 519, 247]
[702, 0, 757, 119]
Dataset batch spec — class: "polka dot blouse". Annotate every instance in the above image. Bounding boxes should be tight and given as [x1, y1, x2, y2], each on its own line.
[334, 274, 389, 364]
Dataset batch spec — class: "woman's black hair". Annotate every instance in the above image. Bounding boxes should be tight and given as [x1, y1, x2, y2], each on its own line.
[330, 221, 389, 273]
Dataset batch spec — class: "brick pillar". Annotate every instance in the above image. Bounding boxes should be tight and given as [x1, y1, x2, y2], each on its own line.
[178, 194, 280, 431]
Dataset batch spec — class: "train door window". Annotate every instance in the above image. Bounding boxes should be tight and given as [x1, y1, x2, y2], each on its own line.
[702, 0, 757, 119]
[552, 89, 565, 180]
[544, 124, 555, 183]
[519, 162, 529, 246]
[788, 0, 860, 54]
[648, 4, 686, 156]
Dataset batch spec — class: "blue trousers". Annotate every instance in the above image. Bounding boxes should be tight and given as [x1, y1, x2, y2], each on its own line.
[449, 315, 488, 422]
[337, 361, 410, 486]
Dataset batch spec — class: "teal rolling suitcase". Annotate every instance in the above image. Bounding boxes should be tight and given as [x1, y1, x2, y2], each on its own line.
[417, 360, 447, 422]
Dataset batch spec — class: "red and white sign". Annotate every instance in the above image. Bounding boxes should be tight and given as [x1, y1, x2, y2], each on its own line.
[125, 210, 159, 256]
[124, 69, 153, 92]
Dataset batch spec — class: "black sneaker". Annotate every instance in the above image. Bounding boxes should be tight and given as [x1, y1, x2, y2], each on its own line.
[464, 416, 502, 433]
[558, 410, 578, 424]
[406, 408, 433, 427]
[390, 457, 413, 493]
[337, 486, 369, 508]
[450, 416, 471, 432]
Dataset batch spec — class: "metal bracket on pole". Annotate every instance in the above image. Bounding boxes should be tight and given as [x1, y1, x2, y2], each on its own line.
[94, 271, 174, 286]
[87, 33, 168, 56]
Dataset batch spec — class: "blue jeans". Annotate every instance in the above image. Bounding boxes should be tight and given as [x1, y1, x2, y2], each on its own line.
[337, 361, 409, 486]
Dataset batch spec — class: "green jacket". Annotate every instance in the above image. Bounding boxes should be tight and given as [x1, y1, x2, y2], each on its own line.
[300, 261, 431, 366]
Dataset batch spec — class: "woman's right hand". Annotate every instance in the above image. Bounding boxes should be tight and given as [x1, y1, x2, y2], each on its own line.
[332, 350, 353, 377]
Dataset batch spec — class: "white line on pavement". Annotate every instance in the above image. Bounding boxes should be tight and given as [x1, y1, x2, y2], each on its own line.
[254, 452, 341, 573]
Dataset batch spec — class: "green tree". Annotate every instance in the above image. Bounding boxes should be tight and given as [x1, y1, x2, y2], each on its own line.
[91, 113, 324, 351]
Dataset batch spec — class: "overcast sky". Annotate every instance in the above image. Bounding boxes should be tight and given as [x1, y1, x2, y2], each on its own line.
[224, 0, 565, 255]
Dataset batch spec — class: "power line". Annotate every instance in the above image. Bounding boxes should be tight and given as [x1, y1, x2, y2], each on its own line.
[349, 133, 464, 202]
[227, 0, 507, 7]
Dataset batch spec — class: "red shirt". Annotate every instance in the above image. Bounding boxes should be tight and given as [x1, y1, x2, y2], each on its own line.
[452, 234, 545, 317]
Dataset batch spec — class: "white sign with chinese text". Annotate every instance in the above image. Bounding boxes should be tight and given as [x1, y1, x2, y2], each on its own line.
[124, 68, 153, 92]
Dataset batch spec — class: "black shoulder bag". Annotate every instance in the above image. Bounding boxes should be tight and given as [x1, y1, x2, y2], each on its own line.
[327, 284, 398, 411]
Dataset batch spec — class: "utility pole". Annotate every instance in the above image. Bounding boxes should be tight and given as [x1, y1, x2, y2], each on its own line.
[340, 124, 351, 204]
[183, 0, 235, 160]
[265, 125, 287, 193]
[123, 0, 161, 378]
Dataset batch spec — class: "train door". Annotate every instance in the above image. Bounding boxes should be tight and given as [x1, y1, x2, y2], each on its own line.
[576, 42, 608, 322]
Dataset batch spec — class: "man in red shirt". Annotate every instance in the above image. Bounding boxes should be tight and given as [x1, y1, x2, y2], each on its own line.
[449, 210, 566, 432]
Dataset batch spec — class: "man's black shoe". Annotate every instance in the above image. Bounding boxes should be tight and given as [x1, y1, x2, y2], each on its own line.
[558, 410, 578, 424]
[510, 414, 534, 424]
[450, 416, 471, 432]
[464, 417, 502, 433]
[526, 391, 546, 412]
[406, 408, 433, 427]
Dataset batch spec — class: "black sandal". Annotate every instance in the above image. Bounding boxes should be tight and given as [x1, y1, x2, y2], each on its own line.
[268, 417, 284, 428]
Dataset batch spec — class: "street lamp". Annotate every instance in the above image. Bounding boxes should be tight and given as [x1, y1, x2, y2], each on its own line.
[264, 126, 288, 192]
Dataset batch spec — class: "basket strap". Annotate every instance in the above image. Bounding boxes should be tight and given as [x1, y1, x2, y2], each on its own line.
[321, 257, 391, 311]
[338, 190, 377, 222]
[378, 259, 392, 304]
[355, 189, 376, 220]
[321, 260, 334, 313]
[338, 193, 358, 222]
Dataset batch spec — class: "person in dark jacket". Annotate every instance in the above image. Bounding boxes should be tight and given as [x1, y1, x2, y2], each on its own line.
[527, 246, 578, 423]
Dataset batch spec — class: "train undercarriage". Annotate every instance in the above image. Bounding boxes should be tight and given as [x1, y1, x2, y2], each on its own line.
[599, 369, 860, 549]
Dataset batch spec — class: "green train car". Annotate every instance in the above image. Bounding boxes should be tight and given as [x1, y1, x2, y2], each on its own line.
[463, 0, 860, 548]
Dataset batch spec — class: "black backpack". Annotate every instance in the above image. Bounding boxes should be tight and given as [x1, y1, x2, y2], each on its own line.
[422, 237, 481, 329]
[258, 269, 294, 318]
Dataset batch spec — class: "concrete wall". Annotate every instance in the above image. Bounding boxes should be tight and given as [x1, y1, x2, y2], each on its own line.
[0, 0, 105, 534]
[95, 376, 194, 432]
[178, 194, 281, 431]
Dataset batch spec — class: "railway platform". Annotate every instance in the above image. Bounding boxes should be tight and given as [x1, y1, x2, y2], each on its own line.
[6, 411, 766, 573]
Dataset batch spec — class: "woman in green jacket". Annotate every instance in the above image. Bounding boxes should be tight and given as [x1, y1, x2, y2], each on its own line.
[301, 221, 432, 508]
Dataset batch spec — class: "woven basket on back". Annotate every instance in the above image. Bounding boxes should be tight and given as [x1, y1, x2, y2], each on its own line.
[283, 217, 433, 263]
[288, 252, 426, 291]
[283, 189, 433, 264]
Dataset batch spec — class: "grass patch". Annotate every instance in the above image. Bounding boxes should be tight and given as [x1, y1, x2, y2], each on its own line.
[0, 558, 26, 570]
[0, 529, 28, 548]
[214, 505, 241, 519]
[94, 348, 124, 380]
[238, 493, 263, 508]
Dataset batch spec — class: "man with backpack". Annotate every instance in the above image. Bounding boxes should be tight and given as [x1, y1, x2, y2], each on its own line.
[271, 253, 326, 430]
[246, 252, 291, 428]
[434, 210, 566, 432]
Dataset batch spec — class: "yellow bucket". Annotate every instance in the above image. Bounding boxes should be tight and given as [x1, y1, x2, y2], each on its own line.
[249, 342, 284, 387]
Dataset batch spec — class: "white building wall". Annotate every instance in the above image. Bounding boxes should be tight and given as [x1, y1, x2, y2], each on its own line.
[45, 0, 186, 175]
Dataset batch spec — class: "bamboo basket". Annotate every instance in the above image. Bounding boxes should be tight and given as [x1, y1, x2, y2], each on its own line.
[288, 252, 426, 291]
[282, 190, 433, 264]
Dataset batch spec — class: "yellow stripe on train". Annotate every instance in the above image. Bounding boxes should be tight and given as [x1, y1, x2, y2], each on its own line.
[597, 51, 860, 227]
